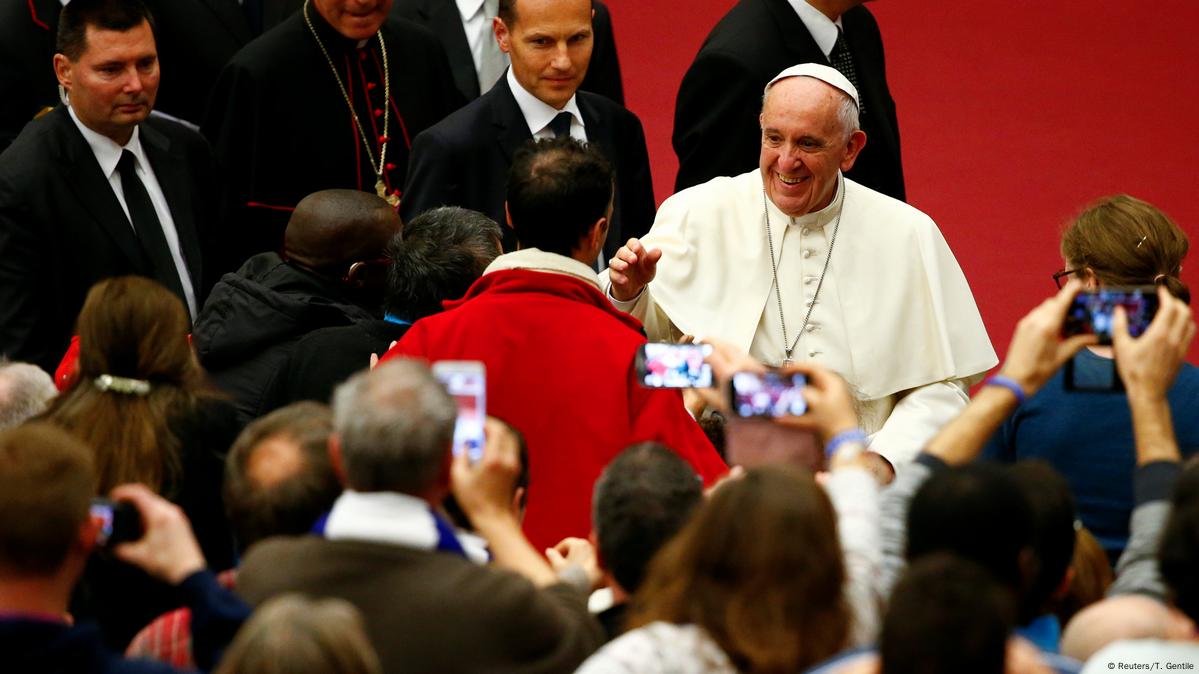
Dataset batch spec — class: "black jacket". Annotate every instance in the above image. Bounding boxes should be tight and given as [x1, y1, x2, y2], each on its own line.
[193, 253, 378, 425]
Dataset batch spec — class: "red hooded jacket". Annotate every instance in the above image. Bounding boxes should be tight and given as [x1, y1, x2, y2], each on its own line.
[383, 268, 727, 551]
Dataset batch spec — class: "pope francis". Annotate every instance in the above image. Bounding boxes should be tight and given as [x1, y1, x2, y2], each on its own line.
[601, 64, 997, 465]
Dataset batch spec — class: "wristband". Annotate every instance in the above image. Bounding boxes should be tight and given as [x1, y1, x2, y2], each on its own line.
[825, 428, 869, 458]
[983, 375, 1026, 405]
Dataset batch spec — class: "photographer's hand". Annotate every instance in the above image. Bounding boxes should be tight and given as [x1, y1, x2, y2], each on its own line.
[109, 484, 206, 585]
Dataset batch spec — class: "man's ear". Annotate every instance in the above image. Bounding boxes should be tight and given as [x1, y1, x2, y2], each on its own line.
[839, 129, 867, 172]
[494, 17, 511, 54]
[590, 216, 609, 252]
[503, 201, 514, 230]
[53, 54, 73, 91]
[76, 516, 101, 558]
[328, 435, 348, 486]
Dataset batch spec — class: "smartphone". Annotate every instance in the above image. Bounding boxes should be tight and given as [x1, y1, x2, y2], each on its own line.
[90, 498, 143, 546]
[432, 361, 486, 463]
[728, 371, 808, 418]
[1064, 355, 1121, 393]
[635, 342, 714, 388]
[1062, 287, 1159, 345]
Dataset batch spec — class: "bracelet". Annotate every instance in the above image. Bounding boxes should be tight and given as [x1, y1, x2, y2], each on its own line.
[825, 428, 869, 458]
[983, 375, 1026, 405]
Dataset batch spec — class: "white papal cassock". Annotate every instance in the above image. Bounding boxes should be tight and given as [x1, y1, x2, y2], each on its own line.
[601, 170, 998, 465]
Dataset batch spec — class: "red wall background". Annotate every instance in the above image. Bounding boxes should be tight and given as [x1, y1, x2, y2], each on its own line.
[604, 0, 1199, 363]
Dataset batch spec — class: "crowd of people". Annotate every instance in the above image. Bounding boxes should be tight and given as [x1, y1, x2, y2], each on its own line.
[0, 0, 1196, 672]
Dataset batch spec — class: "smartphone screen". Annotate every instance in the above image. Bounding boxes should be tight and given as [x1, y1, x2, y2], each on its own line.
[636, 342, 714, 388]
[89, 498, 142, 546]
[729, 371, 808, 418]
[1062, 287, 1159, 344]
[432, 361, 486, 463]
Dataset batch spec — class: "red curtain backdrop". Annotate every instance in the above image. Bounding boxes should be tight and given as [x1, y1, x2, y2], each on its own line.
[604, 0, 1199, 363]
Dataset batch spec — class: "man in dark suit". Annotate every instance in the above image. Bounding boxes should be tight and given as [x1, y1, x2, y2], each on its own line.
[401, 0, 654, 263]
[391, 0, 625, 104]
[0, 0, 213, 373]
[672, 0, 905, 200]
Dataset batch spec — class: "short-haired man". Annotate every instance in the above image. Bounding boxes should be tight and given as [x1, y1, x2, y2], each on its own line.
[605, 64, 996, 465]
[0, 423, 250, 673]
[0, 0, 214, 373]
[193, 189, 400, 424]
[391, 0, 625, 104]
[400, 0, 654, 265]
[127, 401, 341, 669]
[591, 442, 703, 640]
[235, 360, 606, 673]
[386, 137, 726, 551]
[203, 0, 463, 271]
[269, 206, 503, 407]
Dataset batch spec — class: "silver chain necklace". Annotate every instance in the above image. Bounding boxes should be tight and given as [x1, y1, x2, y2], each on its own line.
[763, 175, 845, 365]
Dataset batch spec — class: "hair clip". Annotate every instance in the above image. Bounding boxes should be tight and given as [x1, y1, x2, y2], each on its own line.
[1136, 235, 1148, 249]
[94, 374, 151, 396]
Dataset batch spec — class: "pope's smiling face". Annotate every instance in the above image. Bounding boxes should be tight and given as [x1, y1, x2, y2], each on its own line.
[758, 76, 865, 217]
[312, 0, 393, 41]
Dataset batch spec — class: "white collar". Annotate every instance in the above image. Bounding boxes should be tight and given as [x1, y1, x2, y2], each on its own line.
[505, 67, 585, 137]
[322, 490, 489, 564]
[456, 0, 485, 21]
[68, 105, 146, 179]
[484, 248, 600, 289]
[788, 0, 843, 57]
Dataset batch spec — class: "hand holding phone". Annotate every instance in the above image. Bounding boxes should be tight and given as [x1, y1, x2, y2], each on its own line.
[1062, 287, 1159, 344]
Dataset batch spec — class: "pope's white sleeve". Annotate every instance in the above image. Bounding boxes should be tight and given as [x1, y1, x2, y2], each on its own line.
[601, 281, 684, 343]
[868, 379, 971, 465]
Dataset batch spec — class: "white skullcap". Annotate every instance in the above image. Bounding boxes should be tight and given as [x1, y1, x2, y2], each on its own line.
[764, 63, 860, 109]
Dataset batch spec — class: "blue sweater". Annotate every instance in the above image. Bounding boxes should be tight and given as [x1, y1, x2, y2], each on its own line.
[981, 349, 1199, 556]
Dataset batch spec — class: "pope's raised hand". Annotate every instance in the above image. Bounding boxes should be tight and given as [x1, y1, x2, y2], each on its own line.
[608, 238, 662, 301]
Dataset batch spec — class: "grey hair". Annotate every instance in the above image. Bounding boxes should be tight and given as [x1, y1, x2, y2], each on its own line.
[0, 361, 58, 431]
[331, 359, 456, 494]
[761, 78, 861, 138]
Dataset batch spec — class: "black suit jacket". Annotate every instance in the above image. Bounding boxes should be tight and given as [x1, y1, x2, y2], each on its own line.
[400, 75, 655, 260]
[0, 106, 213, 372]
[0, 0, 60, 154]
[672, 0, 904, 200]
[391, 0, 625, 104]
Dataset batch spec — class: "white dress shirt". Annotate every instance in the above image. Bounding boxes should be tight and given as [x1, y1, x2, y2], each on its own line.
[506, 67, 588, 142]
[458, 0, 508, 91]
[68, 107, 198, 318]
[789, 0, 843, 57]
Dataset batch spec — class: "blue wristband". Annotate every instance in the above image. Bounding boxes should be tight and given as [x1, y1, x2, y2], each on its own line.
[983, 375, 1026, 405]
[825, 428, 869, 458]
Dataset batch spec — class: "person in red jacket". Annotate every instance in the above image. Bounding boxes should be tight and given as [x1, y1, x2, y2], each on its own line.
[383, 136, 726, 551]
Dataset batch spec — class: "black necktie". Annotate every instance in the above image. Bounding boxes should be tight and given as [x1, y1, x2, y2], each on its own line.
[548, 112, 573, 139]
[829, 28, 864, 115]
[116, 150, 188, 303]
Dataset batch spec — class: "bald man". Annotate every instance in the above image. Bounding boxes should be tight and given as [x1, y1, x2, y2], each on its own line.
[193, 189, 400, 425]
[602, 64, 995, 466]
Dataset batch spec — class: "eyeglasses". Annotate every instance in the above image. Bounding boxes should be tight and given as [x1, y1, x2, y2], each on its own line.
[1052, 268, 1079, 289]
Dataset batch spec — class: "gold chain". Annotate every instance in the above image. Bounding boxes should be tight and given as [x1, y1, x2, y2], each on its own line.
[303, 0, 398, 206]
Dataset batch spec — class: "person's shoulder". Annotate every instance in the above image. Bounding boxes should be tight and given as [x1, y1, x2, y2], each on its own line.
[842, 4, 882, 34]
[224, 13, 305, 72]
[580, 622, 734, 674]
[414, 90, 493, 144]
[660, 171, 756, 213]
[845, 178, 936, 230]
